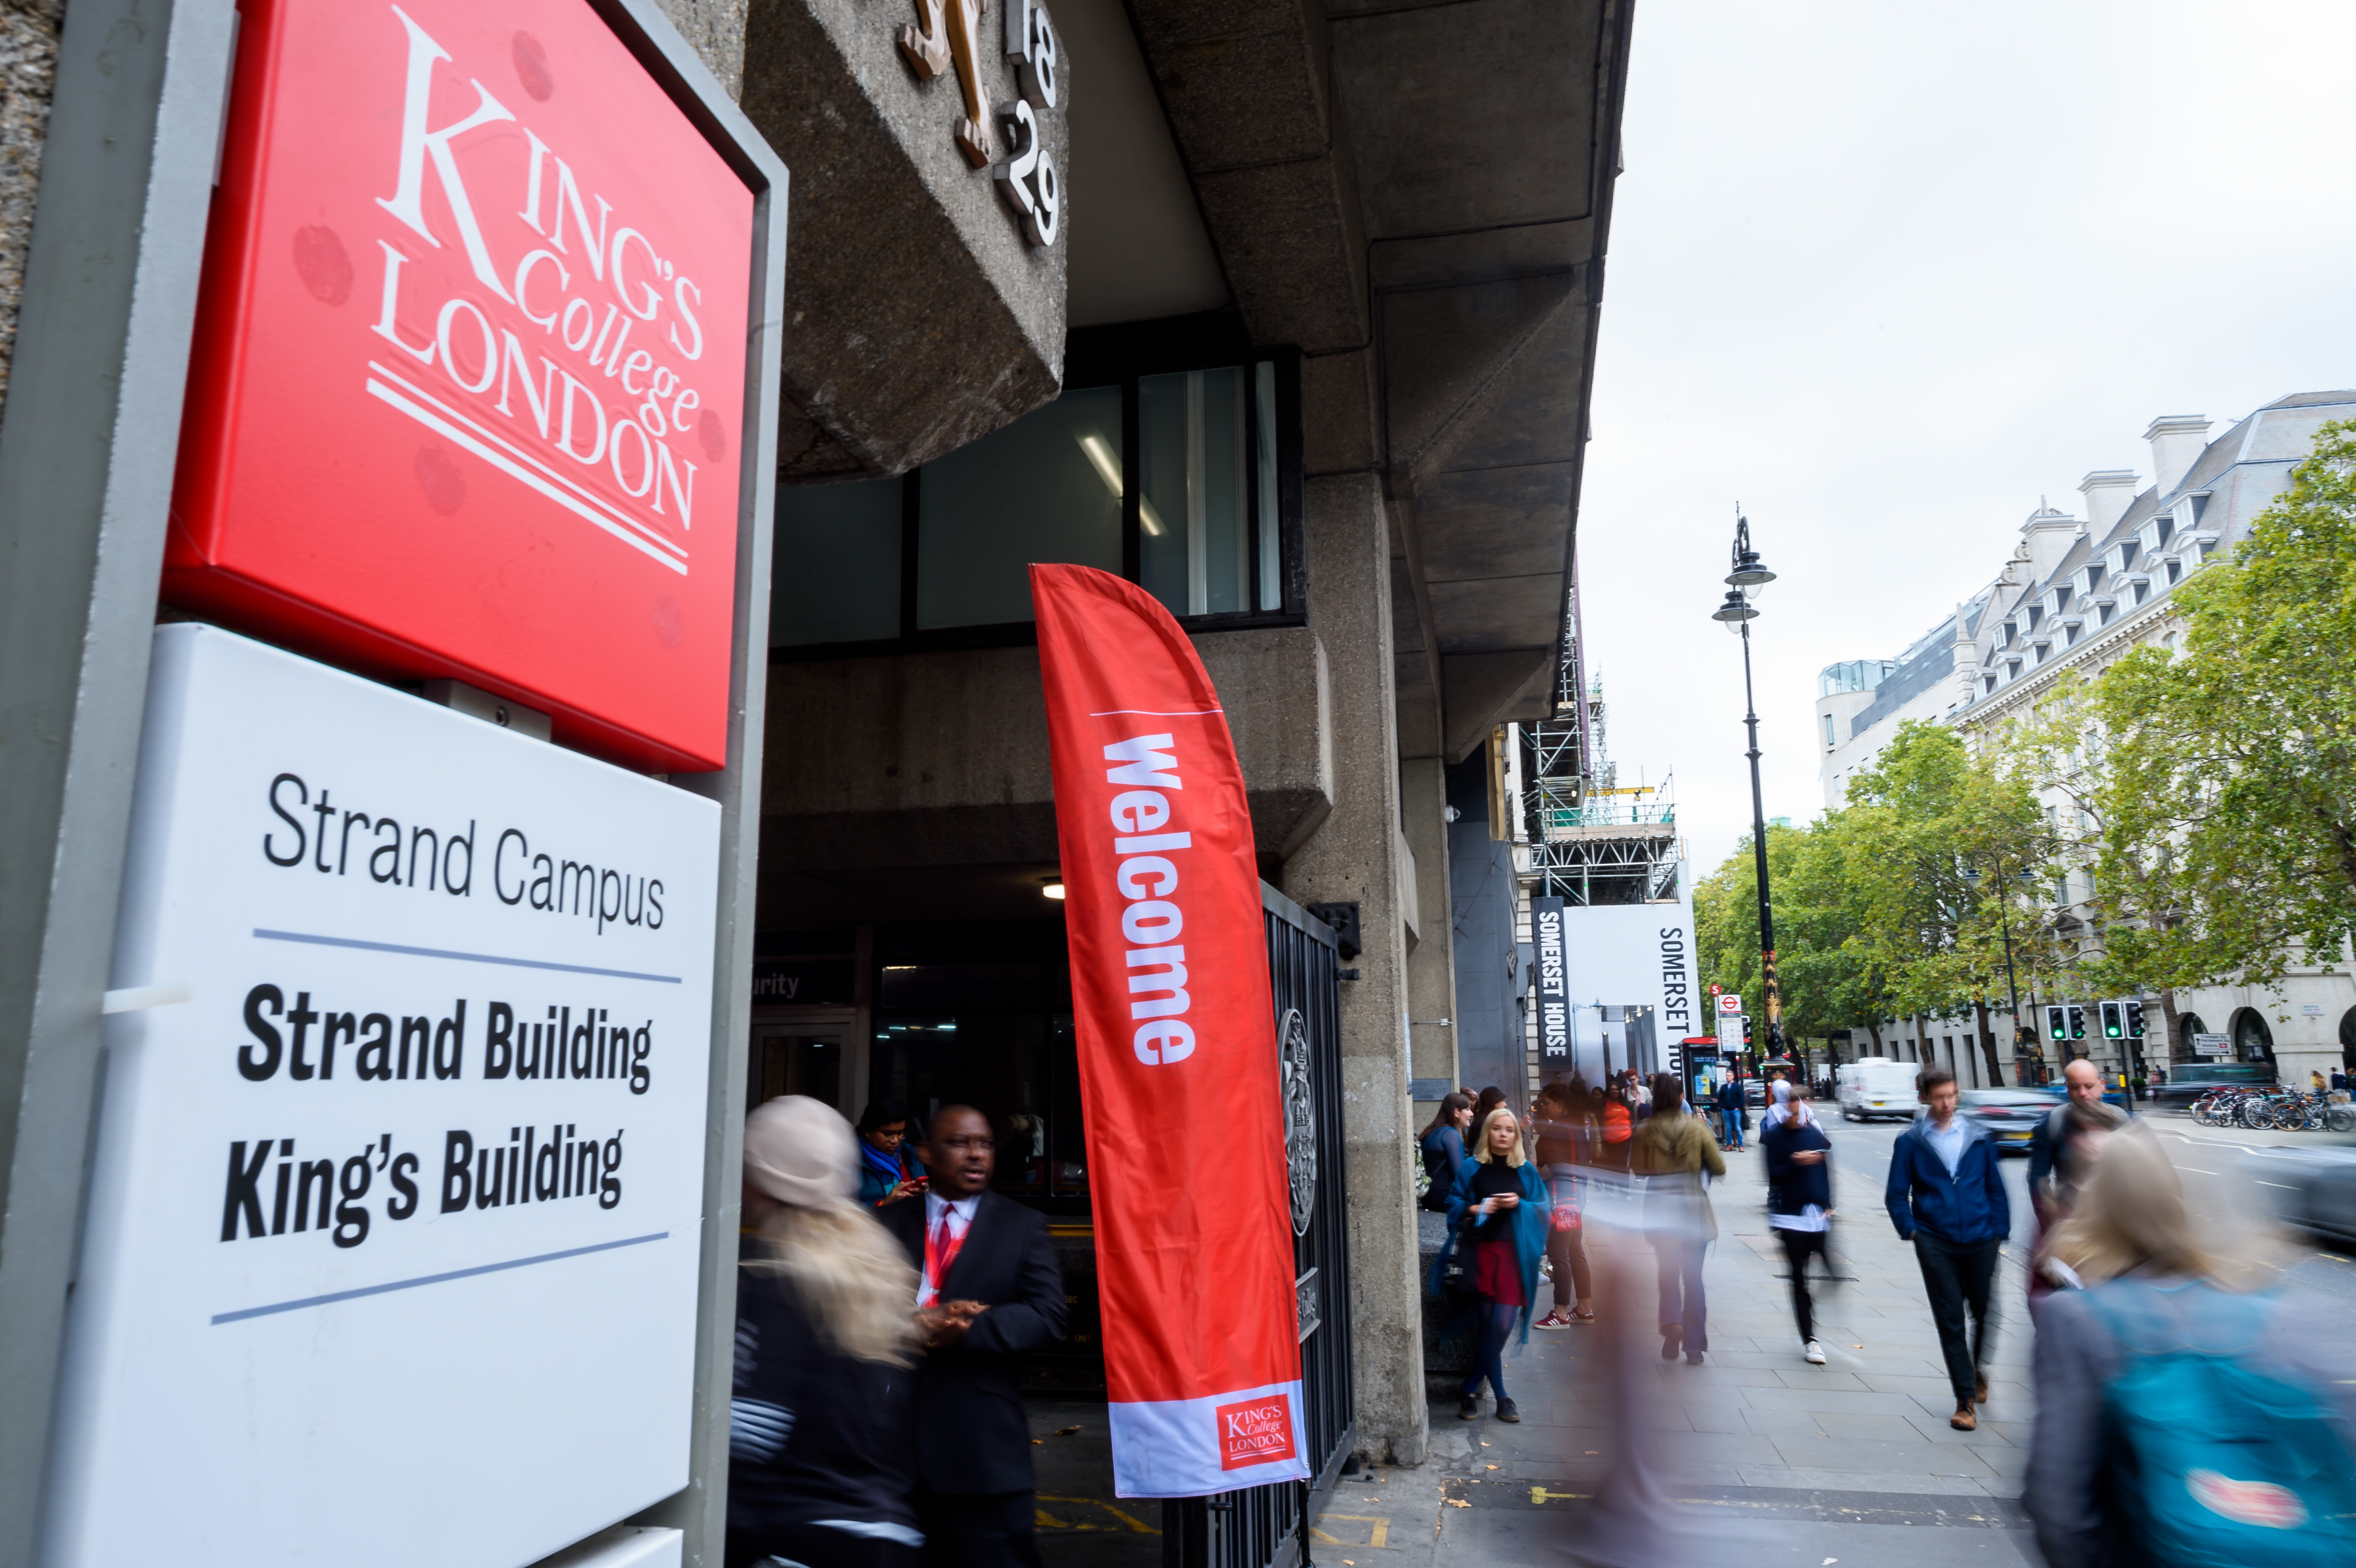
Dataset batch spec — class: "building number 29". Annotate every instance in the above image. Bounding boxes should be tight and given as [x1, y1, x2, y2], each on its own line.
[996, 0, 1061, 246]
[894, 0, 1063, 249]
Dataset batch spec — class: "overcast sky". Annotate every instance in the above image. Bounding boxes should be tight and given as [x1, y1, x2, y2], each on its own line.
[1578, 0, 2356, 881]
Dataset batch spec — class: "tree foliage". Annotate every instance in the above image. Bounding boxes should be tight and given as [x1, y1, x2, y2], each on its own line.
[1692, 821, 1874, 1046]
[1694, 419, 2356, 1067]
[1694, 723, 2061, 1083]
[2028, 418, 2356, 996]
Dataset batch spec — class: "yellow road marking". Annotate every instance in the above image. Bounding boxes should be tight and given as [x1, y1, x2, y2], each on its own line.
[1321, 1514, 1391, 1547]
[1036, 1495, 1160, 1535]
[1531, 1486, 1590, 1505]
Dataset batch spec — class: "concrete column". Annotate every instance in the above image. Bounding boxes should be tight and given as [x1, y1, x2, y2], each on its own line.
[1283, 471, 1427, 1466]
[1400, 756, 1459, 1115]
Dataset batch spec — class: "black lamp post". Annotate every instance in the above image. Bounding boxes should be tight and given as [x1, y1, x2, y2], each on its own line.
[1961, 858, 2039, 1085]
[1712, 515, 1783, 1058]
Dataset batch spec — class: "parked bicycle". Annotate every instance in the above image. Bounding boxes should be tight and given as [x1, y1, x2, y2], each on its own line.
[2188, 1085, 2356, 1132]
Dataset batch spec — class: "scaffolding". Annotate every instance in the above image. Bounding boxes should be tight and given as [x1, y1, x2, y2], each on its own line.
[1518, 656, 1681, 905]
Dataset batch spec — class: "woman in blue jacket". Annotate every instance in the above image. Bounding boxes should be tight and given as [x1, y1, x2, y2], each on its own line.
[1417, 1093, 1473, 1211]
[1445, 1107, 1550, 1422]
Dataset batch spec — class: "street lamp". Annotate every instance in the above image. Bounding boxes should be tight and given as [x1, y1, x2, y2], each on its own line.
[1711, 513, 1783, 1058]
[1960, 859, 2038, 1085]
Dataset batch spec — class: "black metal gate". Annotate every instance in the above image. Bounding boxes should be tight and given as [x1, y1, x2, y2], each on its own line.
[1161, 884, 1353, 1568]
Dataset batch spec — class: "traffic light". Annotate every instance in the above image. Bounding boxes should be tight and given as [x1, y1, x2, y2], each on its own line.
[1742, 1015, 1755, 1048]
[2067, 1004, 2086, 1040]
[2046, 1005, 2068, 1043]
[2100, 1001, 2124, 1040]
[2125, 1001, 2145, 1039]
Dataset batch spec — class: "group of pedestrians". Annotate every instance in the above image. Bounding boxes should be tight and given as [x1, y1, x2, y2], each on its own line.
[1430, 1052, 2356, 1561]
[730, 1097, 1067, 1568]
[1426, 1069, 1740, 1421]
[1771, 1056, 2356, 1561]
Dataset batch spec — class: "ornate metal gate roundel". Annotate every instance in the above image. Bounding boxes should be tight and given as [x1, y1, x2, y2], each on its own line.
[1278, 1006, 1316, 1235]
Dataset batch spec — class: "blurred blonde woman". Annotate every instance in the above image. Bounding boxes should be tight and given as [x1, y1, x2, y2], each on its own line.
[730, 1096, 924, 1568]
[1443, 1106, 1550, 1422]
[2024, 1126, 2356, 1567]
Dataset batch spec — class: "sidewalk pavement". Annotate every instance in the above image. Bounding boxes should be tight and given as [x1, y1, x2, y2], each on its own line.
[1320, 1120, 2045, 1565]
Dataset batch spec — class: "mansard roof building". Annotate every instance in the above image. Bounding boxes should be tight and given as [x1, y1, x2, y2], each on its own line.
[1819, 390, 2356, 810]
[1812, 391, 2356, 1088]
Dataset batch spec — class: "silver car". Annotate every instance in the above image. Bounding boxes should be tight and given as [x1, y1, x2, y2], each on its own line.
[2248, 1135, 2356, 1242]
[1958, 1089, 2051, 1157]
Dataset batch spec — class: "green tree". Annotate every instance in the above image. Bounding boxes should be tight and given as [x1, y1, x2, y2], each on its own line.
[2050, 419, 2356, 1007]
[1694, 725, 2060, 1084]
[1692, 818, 1884, 1069]
[1835, 721, 2061, 1084]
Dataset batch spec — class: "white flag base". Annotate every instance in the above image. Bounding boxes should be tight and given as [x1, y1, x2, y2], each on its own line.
[1108, 1380, 1312, 1499]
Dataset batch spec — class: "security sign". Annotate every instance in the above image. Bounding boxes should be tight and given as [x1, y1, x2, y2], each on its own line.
[167, 0, 755, 772]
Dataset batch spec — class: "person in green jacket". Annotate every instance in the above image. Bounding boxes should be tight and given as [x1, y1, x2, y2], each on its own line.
[1633, 1073, 1727, 1365]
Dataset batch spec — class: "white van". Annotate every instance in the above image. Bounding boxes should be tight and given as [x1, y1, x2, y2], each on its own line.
[1840, 1056, 1920, 1122]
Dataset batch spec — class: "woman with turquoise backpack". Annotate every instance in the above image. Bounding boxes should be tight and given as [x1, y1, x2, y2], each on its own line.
[1441, 1105, 1550, 1423]
[2025, 1126, 2356, 1567]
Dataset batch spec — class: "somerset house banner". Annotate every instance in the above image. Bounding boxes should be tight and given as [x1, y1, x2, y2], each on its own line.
[1554, 885, 1701, 1082]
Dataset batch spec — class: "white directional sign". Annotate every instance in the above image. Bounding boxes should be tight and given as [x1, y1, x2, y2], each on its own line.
[46, 626, 720, 1568]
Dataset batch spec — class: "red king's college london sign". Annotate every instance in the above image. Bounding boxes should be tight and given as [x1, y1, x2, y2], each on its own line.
[168, 0, 756, 772]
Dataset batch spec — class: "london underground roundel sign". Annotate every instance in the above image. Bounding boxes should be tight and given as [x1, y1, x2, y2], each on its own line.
[167, 0, 755, 773]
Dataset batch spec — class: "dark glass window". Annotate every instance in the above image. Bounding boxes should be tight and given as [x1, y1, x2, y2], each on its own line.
[771, 476, 902, 645]
[769, 326, 1300, 656]
[1140, 367, 1254, 615]
[918, 386, 1124, 630]
[869, 1012, 1089, 1201]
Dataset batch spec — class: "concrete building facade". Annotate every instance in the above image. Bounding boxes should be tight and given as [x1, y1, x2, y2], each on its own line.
[1815, 393, 2356, 1092]
[0, 0, 1635, 1556]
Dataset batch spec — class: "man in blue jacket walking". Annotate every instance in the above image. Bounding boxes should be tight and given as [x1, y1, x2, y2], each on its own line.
[1885, 1065, 2010, 1432]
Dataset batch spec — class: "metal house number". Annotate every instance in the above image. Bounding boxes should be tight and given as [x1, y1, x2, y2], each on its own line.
[996, 0, 1062, 246]
[894, 0, 1063, 248]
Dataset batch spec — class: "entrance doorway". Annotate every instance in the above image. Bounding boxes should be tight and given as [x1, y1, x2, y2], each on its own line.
[750, 1007, 856, 1111]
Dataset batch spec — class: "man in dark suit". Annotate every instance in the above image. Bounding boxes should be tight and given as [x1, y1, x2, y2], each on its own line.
[883, 1104, 1067, 1568]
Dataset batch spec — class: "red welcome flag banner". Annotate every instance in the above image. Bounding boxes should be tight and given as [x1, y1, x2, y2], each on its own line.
[1030, 564, 1308, 1498]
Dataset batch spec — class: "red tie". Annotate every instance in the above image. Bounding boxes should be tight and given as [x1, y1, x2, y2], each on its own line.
[923, 1211, 967, 1306]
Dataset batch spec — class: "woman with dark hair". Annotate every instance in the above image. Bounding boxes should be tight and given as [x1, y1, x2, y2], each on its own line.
[1418, 1093, 1475, 1212]
[1446, 1106, 1550, 1421]
[1529, 1082, 1595, 1329]
[1632, 1072, 1724, 1365]
[852, 1098, 925, 1208]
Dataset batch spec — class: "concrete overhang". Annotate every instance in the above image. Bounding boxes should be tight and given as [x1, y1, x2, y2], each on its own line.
[739, 0, 1071, 481]
[1345, 0, 1628, 761]
[1129, 0, 1634, 763]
